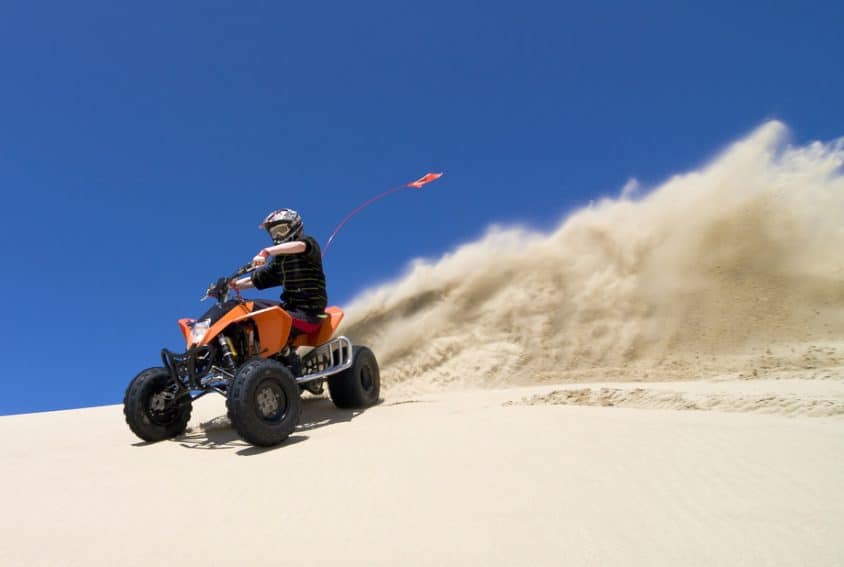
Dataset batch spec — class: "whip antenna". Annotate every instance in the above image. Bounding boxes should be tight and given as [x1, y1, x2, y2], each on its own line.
[322, 172, 443, 257]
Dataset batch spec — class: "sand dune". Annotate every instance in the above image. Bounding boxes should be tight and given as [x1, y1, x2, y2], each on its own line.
[2, 378, 843, 566]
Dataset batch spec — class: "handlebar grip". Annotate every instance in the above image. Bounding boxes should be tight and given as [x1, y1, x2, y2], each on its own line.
[233, 263, 254, 278]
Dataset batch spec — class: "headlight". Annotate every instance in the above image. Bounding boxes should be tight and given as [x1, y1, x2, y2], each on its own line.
[190, 319, 211, 344]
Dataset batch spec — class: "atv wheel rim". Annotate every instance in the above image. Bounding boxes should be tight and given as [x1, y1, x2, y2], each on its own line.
[255, 380, 288, 422]
[147, 387, 179, 425]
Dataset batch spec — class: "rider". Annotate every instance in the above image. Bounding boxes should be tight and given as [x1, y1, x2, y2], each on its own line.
[230, 208, 328, 337]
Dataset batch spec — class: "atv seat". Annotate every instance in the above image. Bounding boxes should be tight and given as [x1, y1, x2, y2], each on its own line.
[292, 306, 344, 348]
[252, 298, 282, 310]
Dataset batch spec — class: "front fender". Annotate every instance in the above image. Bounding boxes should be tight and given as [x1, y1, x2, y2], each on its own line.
[190, 302, 253, 349]
[231, 306, 293, 357]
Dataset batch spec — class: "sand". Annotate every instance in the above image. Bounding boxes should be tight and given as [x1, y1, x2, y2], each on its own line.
[1, 375, 842, 566]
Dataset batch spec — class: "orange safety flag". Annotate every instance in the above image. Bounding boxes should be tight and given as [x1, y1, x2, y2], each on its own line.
[407, 172, 443, 189]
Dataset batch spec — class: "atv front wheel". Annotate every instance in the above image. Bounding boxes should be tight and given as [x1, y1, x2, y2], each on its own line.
[124, 367, 192, 442]
[328, 346, 381, 409]
[227, 359, 302, 447]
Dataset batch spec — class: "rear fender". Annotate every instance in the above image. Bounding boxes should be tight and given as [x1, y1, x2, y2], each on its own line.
[293, 306, 344, 348]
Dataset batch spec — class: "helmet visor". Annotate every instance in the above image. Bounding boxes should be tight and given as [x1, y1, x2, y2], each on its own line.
[268, 222, 292, 240]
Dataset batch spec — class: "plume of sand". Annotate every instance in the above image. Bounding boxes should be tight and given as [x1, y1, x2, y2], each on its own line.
[340, 122, 844, 392]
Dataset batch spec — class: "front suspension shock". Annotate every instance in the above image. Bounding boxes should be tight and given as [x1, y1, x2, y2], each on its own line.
[217, 335, 237, 370]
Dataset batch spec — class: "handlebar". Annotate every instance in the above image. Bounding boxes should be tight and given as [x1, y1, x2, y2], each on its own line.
[201, 263, 256, 303]
[232, 263, 254, 278]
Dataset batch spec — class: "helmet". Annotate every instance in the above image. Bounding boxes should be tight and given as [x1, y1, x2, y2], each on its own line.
[259, 208, 304, 243]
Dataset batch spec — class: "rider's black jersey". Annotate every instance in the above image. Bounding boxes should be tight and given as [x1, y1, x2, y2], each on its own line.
[250, 235, 328, 319]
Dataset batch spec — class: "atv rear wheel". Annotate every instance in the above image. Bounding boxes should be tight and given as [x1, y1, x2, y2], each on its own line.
[124, 367, 192, 442]
[328, 346, 380, 409]
[227, 358, 302, 447]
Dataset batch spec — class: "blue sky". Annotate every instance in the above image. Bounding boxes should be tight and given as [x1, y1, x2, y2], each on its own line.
[1, 1, 842, 415]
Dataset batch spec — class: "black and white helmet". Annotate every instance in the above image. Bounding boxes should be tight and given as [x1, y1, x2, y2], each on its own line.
[259, 208, 304, 243]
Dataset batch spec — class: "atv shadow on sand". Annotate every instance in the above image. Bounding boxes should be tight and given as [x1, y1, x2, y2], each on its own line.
[167, 396, 373, 455]
[297, 397, 367, 431]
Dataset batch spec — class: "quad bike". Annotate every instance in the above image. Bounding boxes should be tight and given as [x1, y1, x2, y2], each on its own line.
[124, 264, 380, 447]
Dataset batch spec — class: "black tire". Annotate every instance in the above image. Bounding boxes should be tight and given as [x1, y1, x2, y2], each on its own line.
[124, 367, 192, 442]
[226, 358, 302, 447]
[328, 346, 381, 409]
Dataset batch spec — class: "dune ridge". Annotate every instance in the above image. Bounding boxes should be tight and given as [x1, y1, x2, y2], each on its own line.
[508, 385, 844, 418]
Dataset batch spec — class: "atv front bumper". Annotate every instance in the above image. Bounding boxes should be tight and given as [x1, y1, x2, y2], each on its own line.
[161, 345, 215, 390]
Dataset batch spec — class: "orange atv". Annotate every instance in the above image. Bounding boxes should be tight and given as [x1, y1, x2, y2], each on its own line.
[123, 264, 380, 446]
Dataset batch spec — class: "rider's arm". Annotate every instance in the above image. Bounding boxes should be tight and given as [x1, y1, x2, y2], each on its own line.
[252, 241, 307, 265]
[265, 241, 307, 256]
[244, 240, 310, 291]
[230, 276, 254, 291]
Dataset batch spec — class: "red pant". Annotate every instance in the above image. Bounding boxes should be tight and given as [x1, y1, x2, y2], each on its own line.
[291, 317, 321, 335]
